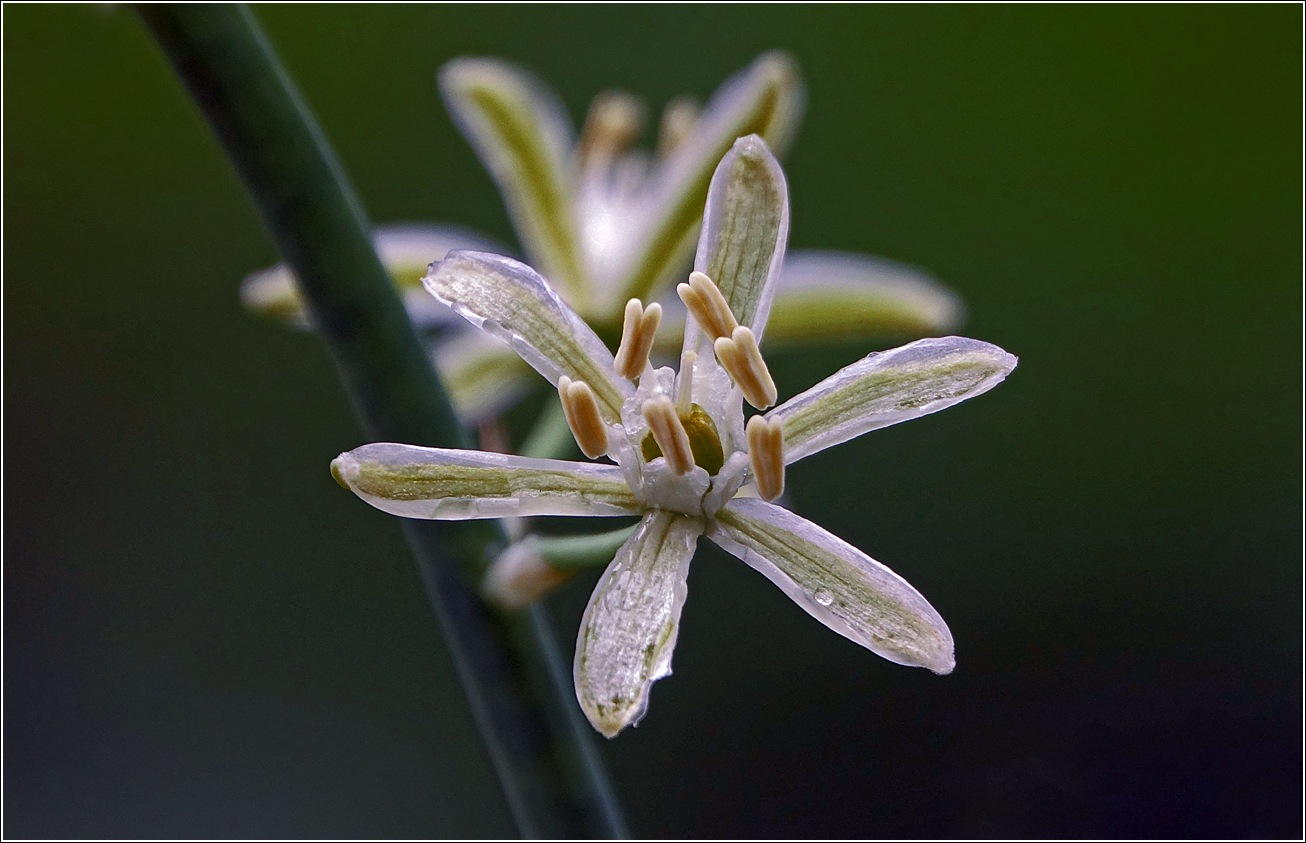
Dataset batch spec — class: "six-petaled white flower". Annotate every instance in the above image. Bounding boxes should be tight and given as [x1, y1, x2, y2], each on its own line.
[330, 135, 1017, 737]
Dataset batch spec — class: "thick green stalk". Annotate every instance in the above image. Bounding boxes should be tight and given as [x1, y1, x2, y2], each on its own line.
[137, 5, 626, 837]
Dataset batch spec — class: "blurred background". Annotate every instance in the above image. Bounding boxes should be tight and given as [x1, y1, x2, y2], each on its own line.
[5, 4, 1300, 838]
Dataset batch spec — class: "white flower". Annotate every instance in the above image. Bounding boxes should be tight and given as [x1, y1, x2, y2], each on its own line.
[245, 54, 964, 426]
[331, 136, 1017, 737]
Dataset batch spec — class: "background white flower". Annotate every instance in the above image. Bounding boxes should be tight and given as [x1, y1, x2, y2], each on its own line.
[242, 53, 965, 427]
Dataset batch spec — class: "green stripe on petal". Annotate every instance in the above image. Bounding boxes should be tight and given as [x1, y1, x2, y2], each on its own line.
[765, 250, 966, 345]
[425, 251, 633, 422]
[440, 58, 587, 299]
[574, 510, 704, 738]
[710, 499, 954, 674]
[690, 134, 789, 346]
[614, 52, 803, 304]
[769, 336, 1018, 465]
[331, 443, 641, 520]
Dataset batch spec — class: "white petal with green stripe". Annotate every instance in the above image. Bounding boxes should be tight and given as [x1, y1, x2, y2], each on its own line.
[768, 336, 1017, 465]
[683, 134, 789, 358]
[766, 250, 966, 345]
[331, 443, 641, 520]
[574, 510, 704, 737]
[612, 52, 803, 304]
[439, 58, 587, 299]
[709, 499, 954, 674]
[424, 251, 633, 422]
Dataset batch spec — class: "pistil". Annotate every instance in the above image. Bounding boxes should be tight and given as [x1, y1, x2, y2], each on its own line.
[558, 376, 609, 458]
[675, 350, 696, 414]
[746, 415, 785, 501]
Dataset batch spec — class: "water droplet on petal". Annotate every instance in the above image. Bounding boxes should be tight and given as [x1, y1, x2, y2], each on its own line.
[813, 590, 834, 607]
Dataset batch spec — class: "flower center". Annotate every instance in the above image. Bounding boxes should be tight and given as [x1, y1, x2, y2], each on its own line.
[640, 402, 725, 475]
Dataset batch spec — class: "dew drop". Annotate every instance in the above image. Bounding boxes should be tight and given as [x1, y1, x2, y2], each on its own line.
[813, 590, 834, 607]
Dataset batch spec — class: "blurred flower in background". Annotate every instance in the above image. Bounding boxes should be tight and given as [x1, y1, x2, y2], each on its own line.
[242, 52, 965, 427]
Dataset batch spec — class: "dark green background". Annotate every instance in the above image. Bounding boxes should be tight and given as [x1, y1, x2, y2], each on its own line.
[5, 4, 1301, 838]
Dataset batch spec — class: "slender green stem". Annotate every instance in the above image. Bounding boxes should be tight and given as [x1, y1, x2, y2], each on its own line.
[136, 5, 626, 837]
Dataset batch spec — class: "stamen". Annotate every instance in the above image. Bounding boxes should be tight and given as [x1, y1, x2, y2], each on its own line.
[714, 326, 778, 410]
[642, 396, 695, 475]
[578, 90, 644, 169]
[656, 96, 699, 159]
[675, 350, 696, 414]
[676, 271, 738, 341]
[558, 376, 609, 459]
[746, 415, 786, 501]
[613, 299, 662, 380]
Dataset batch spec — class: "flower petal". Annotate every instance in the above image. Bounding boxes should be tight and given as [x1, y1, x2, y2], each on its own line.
[439, 58, 588, 299]
[765, 250, 966, 345]
[685, 134, 790, 354]
[574, 510, 704, 737]
[768, 336, 1018, 465]
[424, 251, 633, 422]
[331, 443, 641, 520]
[240, 223, 502, 329]
[430, 329, 535, 425]
[709, 499, 954, 674]
[611, 52, 804, 304]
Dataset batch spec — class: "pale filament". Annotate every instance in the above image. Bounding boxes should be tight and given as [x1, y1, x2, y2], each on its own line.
[613, 298, 662, 380]
[675, 350, 696, 414]
[642, 396, 695, 476]
[676, 271, 738, 341]
[558, 376, 609, 459]
[714, 326, 778, 410]
[746, 415, 786, 501]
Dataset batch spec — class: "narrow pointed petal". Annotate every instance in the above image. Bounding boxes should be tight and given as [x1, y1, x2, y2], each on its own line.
[765, 251, 966, 345]
[430, 329, 534, 425]
[612, 52, 804, 304]
[684, 134, 789, 357]
[331, 443, 641, 520]
[768, 336, 1018, 465]
[240, 224, 502, 329]
[709, 499, 954, 674]
[575, 511, 704, 737]
[439, 58, 588, 299]
[425, 251, 634, 422]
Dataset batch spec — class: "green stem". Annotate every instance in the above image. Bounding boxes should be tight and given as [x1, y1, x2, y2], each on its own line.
[137, 5, 626, 837]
